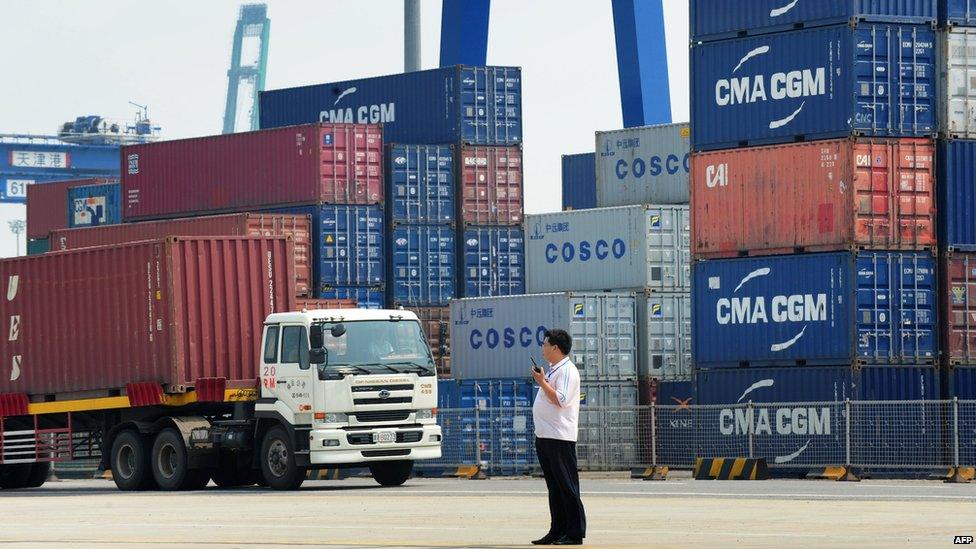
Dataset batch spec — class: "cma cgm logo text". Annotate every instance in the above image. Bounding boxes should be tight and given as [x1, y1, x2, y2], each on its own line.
[714, 45, 827, 129]
[470, 325, 548, 350]
[718, 379, 832, 464]
[545, 238, 626, 264]
[712, 267, 827, 353]
[319, 87, 395, 124]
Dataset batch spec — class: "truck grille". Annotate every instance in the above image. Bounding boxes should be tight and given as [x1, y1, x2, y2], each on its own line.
[353, 410, 411, 423]
[362, 449, 410, 457]
[346, 431, 424, 445]
[354, 397, 413, 405]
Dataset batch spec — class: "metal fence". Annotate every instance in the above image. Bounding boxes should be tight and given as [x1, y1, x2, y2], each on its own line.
[425, 399, 976, 475]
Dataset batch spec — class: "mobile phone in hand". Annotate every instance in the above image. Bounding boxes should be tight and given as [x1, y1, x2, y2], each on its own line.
[530, 356, 543, 374]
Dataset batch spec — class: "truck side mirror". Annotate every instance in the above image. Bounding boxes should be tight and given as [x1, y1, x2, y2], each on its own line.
[309, 324, 324, 349]
[310, 347, 327, 365]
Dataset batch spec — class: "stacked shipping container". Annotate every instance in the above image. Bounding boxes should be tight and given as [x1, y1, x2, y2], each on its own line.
[25, 177, 120, 252]
[688, 1, 944, 472]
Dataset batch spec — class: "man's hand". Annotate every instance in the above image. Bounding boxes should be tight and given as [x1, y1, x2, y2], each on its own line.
[532, 366, 546, 386]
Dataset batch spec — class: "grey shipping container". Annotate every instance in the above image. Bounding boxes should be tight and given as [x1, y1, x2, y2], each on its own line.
[525, 205, 690, 293]
[450, 293, 637, 381]
[578, 381, 638, 471]
[639, 291, 692, 381]
[942, 28, 976, 139]
[595, 123, 690, 207]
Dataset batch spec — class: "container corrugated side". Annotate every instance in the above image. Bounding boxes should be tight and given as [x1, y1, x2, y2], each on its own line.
[26, 178, 115, 239]
[639, 291, 692, 380]
[578, 381, 638, 471]
[67, 183, 121, 229]
[940, 252, 976, 364]
[692, 251, 938, 367]
[937, 140, 976, 251]
[457, 145, 523, 226]
[691, 0, 937, 42]
[260, 66, 522, 146]
[691, 138, 936, 258]
[460, 226, 525, 297]
[945, 364, 976, 466]
[386, 144, 455, 225]
[449, 293, 637, 381]
[525, 205, 690, 293]
[26, 238, 48, 255]
[694, 365, 941, 469]
[942, 0, 976, 25]
[946, 365, 976, 398]
[0, 236, 296, 396]
[595, 123, 690, 207]
[413, 306, 451, 377]
[122, 123, 383, 221]
[319, 286, 384, 309]
[50, 212, 313, 296]
[389, 225, 455, 306]
[940, 28, 976, 139]
[691, 24, 937, 152]
[561, 153, 596, 211]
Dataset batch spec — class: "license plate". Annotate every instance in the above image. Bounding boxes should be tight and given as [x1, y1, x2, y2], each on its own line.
[373, 431, 396, 443]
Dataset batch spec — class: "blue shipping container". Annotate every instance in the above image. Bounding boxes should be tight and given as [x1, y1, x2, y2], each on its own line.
[694, 365, 941, 469]
[260, 66, 522, 146]
[390, 225, 455, 306]
[691, 24, 937, 151]
[937, 140, 976, 251]
[942, 0, 976, 25]
[319, 286, 385, 309]
[561, 153, 596, 211]
[461, 227, 525, 297]
[691, 0, 937, 43]
[386, 144, 455, 225]
[67, 183, 120, 228]
[656, 379, 694, 406]
[944, 366, 976, 467]
[267, 204, 384, 290]
[692, 252, 938, 367]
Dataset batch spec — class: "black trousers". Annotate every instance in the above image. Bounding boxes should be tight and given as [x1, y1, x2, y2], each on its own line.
[535, 437, 586, 540]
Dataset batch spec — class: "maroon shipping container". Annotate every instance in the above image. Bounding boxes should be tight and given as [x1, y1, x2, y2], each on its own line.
[26, 178, 117, 239]
[49, 213, 313, 297]
[942, 252, 976, 365]
[458, 145, 523, 225]
[122, 123, 383, 221]
[413, 307, 450, 377]
[294, 298, 358, 310]
[691, 138, 936, 258]
[0, 237, 295, 397]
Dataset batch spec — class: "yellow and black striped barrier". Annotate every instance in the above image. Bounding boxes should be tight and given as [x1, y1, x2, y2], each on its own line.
[808, 466, 860, 482]
[306, 468, 368, 480]
[630, 466, 668, 480]
[944, 467, 975, 484]
[413, 465, 485, 479]
[694, 457, 768, 480]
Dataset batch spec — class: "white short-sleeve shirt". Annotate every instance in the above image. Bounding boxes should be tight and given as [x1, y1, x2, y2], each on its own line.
[532, 357, 581, 442]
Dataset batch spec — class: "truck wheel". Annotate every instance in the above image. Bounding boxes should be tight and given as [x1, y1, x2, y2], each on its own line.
[151, 428, 210, 491]
[260, 426, 306, 490]
[0, 464, 32, 489]
[111, 429, 156, 491]
[24, 462, 50, 488]
[369, 460, 413, 487]
[211, 456, 258, 488]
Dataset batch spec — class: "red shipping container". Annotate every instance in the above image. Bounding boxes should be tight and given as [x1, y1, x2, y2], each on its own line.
[26, 178, 117, 239]
[0, 237, 295, 397]
[413, 306, 450, 377]
[458, 145, 523, 225]
[691, 138, 935, 258]
[941, 252, 976, 365]
[49, 213, 313, 297]
[294, 298, 358, 310]
[122, 123, 383, 221]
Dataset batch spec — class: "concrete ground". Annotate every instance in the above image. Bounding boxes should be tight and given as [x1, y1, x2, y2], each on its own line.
[0, 474, 973, 548]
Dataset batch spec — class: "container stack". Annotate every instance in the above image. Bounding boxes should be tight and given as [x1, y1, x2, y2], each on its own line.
[25, 177, 120, 254]
[939, 2, 976, 404]
[259, 66, 525, 375]
[689, 1, 942, 469]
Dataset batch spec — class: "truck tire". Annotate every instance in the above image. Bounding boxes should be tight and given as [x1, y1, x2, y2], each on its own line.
[260, 426, 306, 490]
[0, 463, 32, 489]
[369, 460, 413, 487]
[111, 429, 156, 491]
[211, 456, 258, 488]
[24, 462, 50, 488]
[151, 428, 211, 491]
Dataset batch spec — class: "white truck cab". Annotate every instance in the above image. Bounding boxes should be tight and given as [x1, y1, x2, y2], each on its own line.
[254, 308, 441, 488]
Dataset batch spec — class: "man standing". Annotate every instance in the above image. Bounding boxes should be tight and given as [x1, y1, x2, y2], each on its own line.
[531, 329, 586, 546]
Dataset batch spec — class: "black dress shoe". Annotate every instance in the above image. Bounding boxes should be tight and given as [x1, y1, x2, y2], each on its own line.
[551, 535, 583, 545]
[531, 533, 562, 545]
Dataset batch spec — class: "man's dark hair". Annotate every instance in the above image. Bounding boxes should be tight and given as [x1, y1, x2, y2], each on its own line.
[544, 329, 572, 355]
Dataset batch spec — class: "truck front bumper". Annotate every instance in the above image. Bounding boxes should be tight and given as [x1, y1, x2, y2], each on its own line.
[308, 424, 442, 465]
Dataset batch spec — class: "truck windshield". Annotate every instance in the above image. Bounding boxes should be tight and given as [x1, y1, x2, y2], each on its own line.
[320, 320, 434, 373]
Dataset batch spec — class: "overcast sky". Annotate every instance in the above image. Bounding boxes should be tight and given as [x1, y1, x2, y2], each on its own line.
[0, 0, 690, 258]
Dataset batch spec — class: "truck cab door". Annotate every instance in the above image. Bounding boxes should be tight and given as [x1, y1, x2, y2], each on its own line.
[261, 324, 315, 424]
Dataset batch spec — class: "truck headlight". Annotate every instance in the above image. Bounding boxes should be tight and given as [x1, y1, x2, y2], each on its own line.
[416, 409, 434, 420]
[323, 413, 348, 424]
